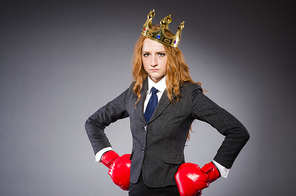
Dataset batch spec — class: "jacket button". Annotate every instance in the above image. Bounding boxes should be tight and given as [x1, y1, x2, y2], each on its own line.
[144, 126, 147, 131]
[141, 148, 145, 152]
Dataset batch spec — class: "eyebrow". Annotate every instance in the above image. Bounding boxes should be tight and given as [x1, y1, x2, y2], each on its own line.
[142, 50, 167, 53]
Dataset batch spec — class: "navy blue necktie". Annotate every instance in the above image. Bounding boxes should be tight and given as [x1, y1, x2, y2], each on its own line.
[144, 87, 159, 123]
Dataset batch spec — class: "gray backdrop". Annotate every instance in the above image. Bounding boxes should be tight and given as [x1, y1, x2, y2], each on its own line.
[1, 0, 295, 195]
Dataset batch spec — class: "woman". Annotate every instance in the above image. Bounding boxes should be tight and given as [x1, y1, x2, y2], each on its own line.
[85, 10, 249, 196]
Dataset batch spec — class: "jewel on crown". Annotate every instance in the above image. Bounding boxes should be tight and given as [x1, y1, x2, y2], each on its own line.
[141, 9, 185, 48]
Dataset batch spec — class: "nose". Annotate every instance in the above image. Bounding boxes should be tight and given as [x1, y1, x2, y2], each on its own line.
[150, 55, 158, 67]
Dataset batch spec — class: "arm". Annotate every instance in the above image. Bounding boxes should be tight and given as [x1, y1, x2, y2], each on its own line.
[85, 87, 131, 190]
[175, 84, 249, 196]
[191, 84, 250, 169]
[85, 87, 130, 155]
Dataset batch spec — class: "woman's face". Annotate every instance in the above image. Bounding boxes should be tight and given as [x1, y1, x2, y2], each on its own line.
[142, 38, 168, 83]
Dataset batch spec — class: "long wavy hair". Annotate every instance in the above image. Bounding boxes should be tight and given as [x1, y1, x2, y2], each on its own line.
[132, 25, 201, 141]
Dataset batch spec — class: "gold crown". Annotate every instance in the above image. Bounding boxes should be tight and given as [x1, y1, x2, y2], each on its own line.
[141, 9, 185, 48]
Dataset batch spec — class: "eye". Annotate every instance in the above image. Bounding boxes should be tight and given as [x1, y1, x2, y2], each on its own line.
[158, 53, 166, 57]
[143, 53, 150, 57]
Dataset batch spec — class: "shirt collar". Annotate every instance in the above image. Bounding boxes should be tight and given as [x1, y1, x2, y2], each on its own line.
[147, 76, 167, 93]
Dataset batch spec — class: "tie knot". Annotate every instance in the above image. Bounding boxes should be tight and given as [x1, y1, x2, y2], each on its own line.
[151, 87, 158, 94]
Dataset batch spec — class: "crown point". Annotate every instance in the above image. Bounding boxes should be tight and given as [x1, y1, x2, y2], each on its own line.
[148, 9, 155, 19]
[160, 14, 172, 28]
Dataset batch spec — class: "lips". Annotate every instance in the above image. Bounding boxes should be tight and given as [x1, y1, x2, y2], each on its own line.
[150, 69, 159, 72]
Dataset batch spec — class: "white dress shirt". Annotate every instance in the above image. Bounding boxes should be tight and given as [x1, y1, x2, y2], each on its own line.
[95, 76, 229, 178]
[143, 76, 167, 113]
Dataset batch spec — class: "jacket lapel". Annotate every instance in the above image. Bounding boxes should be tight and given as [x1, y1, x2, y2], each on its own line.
[148, 89, 172, 123]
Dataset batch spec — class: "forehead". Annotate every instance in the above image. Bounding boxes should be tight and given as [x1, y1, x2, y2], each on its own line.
[142, 38, 166, 51]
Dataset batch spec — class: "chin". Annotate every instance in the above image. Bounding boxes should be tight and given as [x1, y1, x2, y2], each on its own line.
[150, 75, 164, 83]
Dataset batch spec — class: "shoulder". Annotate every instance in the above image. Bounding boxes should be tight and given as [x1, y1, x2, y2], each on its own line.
[121, 82, 136, 97]
[112, 82, 135, 101]
[124, 82, 139, 100]
[181, 82, 203, 94]
[128, 82, 135, 91]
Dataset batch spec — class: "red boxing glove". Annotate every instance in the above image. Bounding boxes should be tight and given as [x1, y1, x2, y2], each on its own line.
[201, 162, 221, 183]
[101, 151, 131, 190]
[175, 163, 209, 196]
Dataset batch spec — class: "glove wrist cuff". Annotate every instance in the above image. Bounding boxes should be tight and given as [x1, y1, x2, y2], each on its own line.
[101, 150, 119, 168]
[201, 162, 221, 183]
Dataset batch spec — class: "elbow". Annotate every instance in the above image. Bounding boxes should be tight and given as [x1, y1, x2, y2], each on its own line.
[85, 118, 90, 129]
[85, 118, 94, 134]
[241, 126, 250, 145]
[85, 117, 105, 134]
[85, 118, 91, 126]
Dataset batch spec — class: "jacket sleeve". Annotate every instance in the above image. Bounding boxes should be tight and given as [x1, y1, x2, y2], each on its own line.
[191, 85, 250, 169]
[85, 87, 130, 155]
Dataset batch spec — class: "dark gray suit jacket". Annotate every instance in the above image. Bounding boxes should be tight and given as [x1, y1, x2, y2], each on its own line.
[85, 80, 249, 188]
